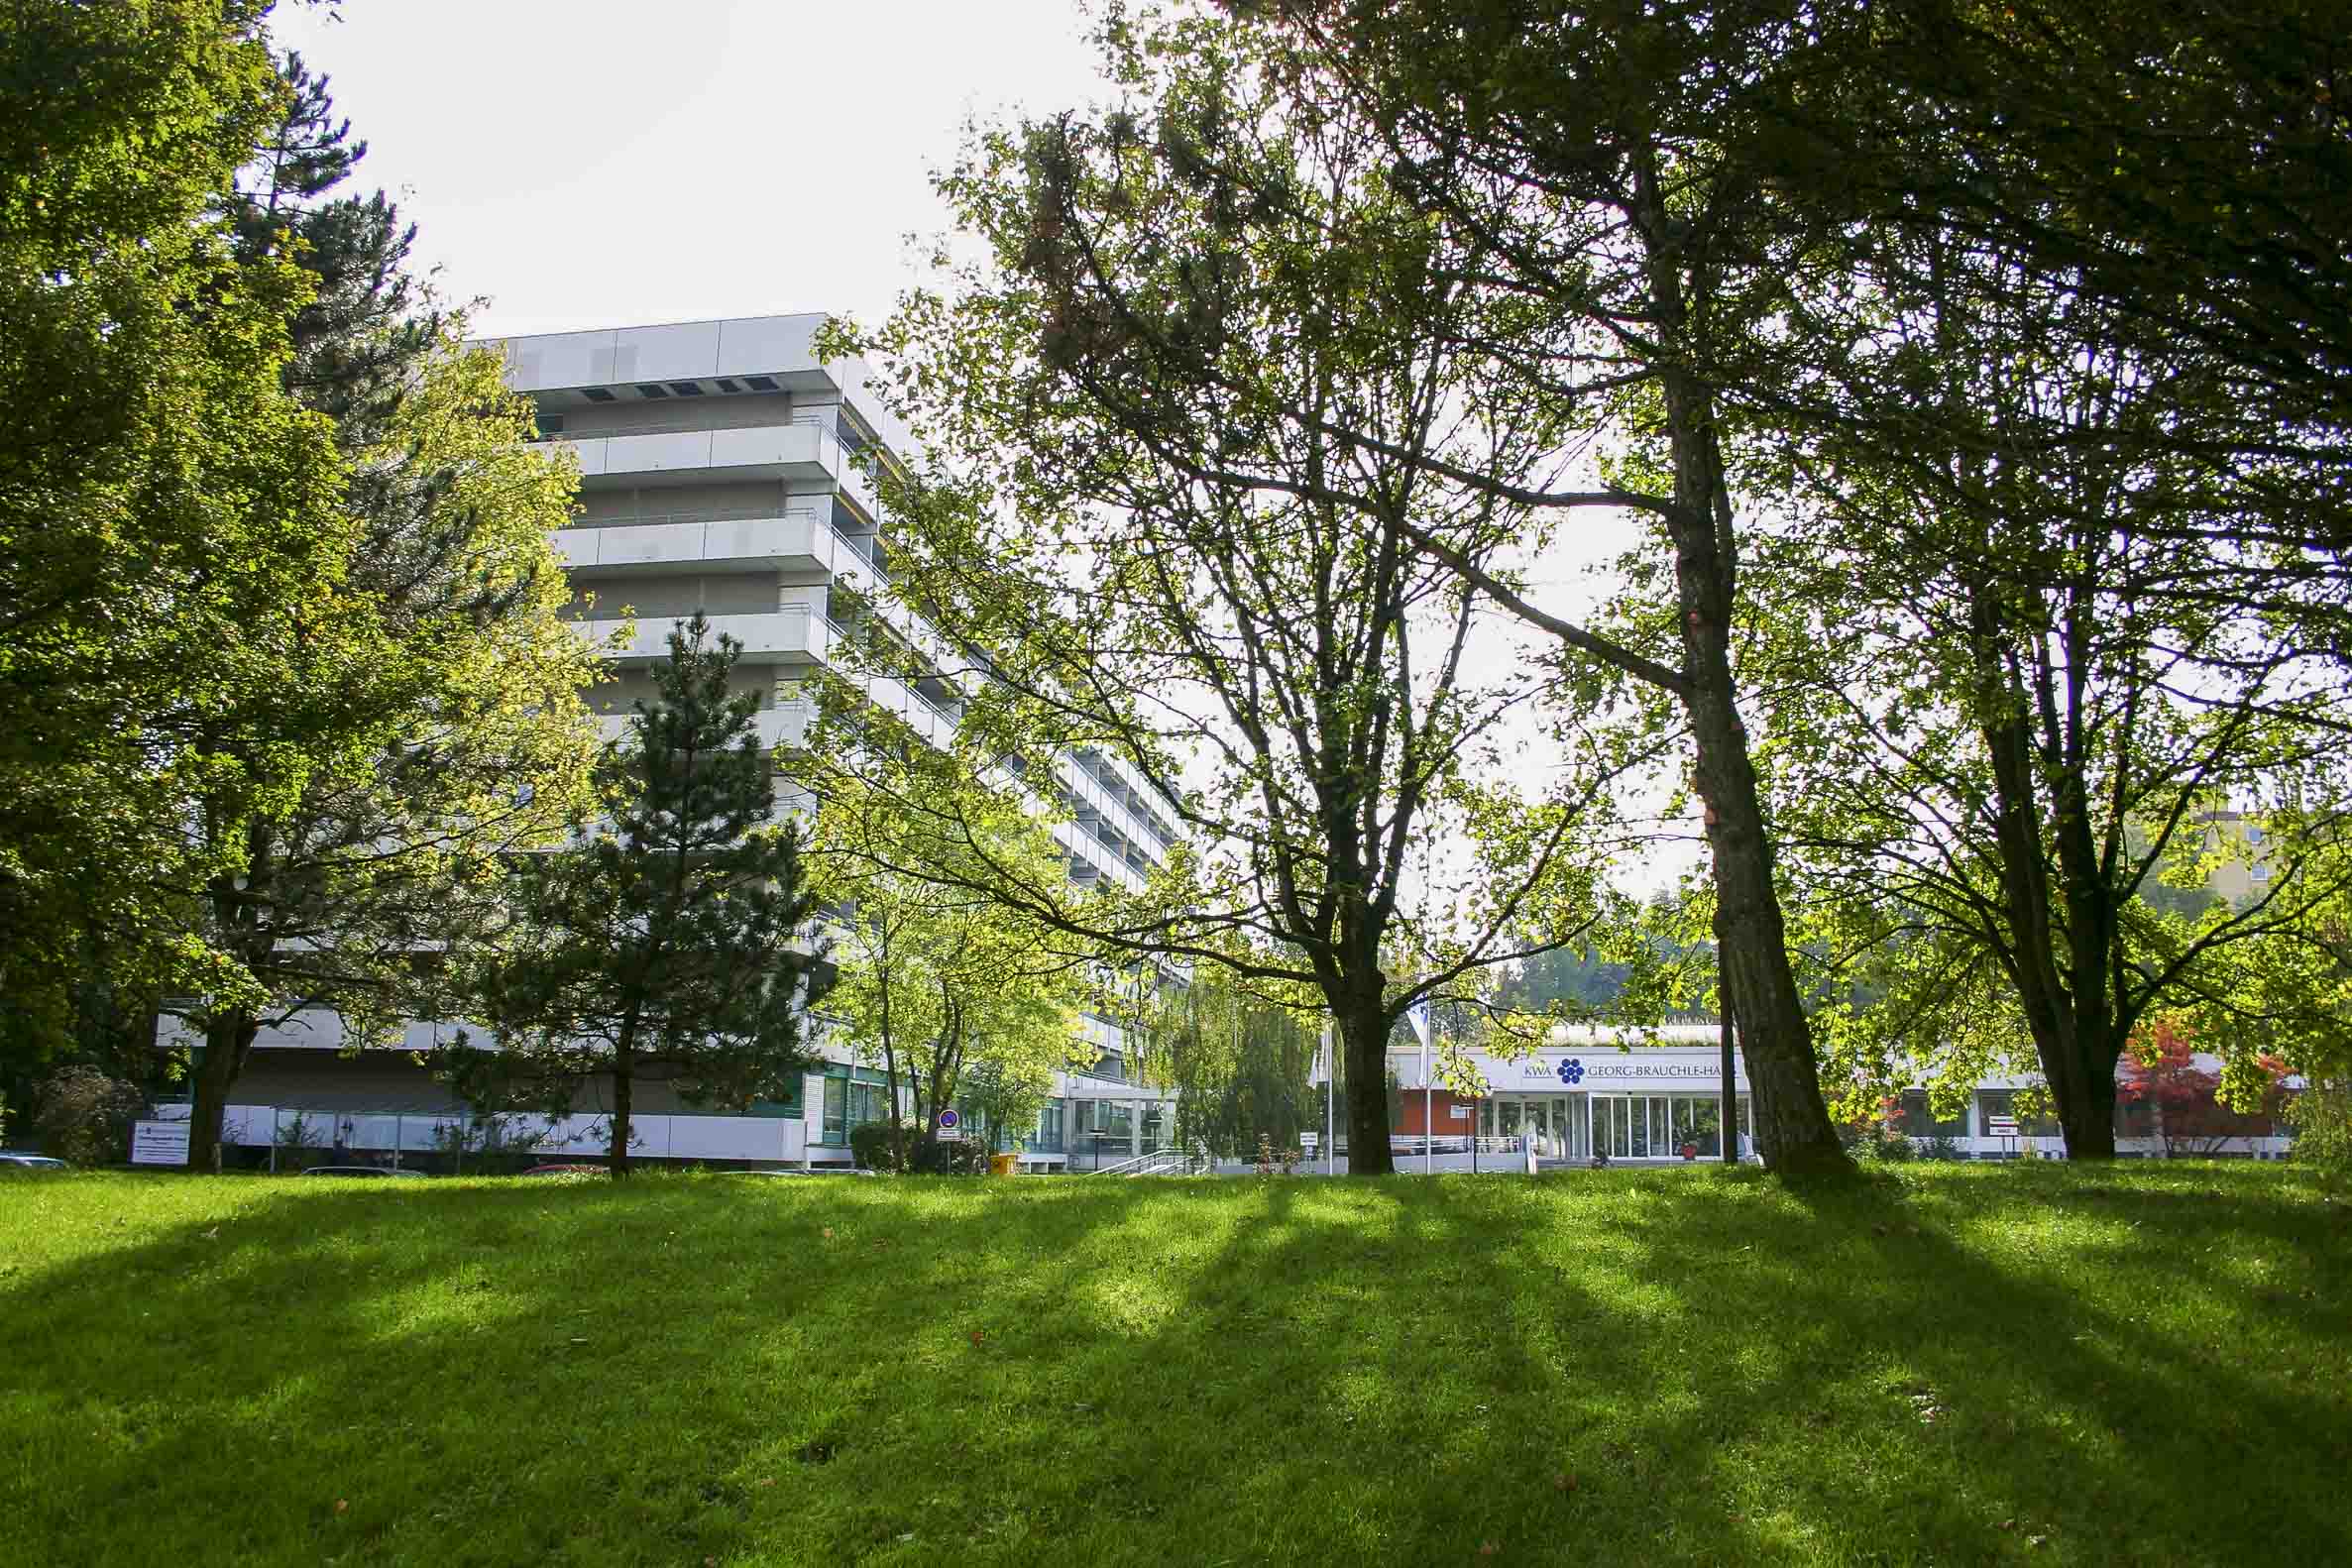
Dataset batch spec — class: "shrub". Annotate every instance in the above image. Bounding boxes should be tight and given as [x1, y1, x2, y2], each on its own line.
[33, 1066, 147, 1167]
[848, 1121, 901, 1172]
[906, 1136, 989, 1176]
[2286, 1078, 2352, 1175]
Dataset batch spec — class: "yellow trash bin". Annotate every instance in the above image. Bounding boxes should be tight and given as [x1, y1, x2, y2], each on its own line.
[988, 1152, 1019, 1177]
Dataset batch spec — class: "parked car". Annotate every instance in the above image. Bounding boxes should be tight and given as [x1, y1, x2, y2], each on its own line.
[298, 1166, 427, 1178]
[0, 1152, 68, 1171]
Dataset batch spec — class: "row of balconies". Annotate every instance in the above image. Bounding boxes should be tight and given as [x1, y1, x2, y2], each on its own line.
[554, 507, 868, 580]
[545, 404, 1166, 891]
[557, 420, 840, 488]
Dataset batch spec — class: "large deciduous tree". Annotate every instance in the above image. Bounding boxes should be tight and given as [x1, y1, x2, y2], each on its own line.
[437, 616, 827, 1178]
[1728, 118, 2350, 1158]
[829, 20, 1645, 1175]
[0, 1, 347, 1059]
[173, 339, 606, 1171]
[153, 51, 606, 1172]
[845, 4, 1850, 1170]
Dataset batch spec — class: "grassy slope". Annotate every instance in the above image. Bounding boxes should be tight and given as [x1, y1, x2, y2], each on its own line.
[1, 1165, 2345, 1568]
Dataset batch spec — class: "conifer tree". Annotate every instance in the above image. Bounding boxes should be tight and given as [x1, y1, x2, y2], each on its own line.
[438, 616, 828, 1178]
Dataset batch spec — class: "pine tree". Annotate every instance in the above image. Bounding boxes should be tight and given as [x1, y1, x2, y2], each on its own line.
[438, 616, 829, 1177]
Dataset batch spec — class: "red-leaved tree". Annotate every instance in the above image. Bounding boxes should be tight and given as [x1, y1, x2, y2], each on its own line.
[2120, 1020, 2288, 1159]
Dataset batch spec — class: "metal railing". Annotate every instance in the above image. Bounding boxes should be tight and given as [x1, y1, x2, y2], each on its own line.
[567, 504, 790, 529]
[1091, 1146, 1208, 1176]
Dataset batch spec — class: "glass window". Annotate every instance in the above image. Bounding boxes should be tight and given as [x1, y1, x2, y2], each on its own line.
[1142, 1101, 1166, 1153]
[1479, 1099, 1496, 1137]
[748, 1071, 805, 1120]
[1629, 1098, 1651, 1158]
[1896, 1090, 1965, 1138]
[1034, 1099, 1064, 1152]
[821, 1074, 846, 1145]
[1977, 1089, 2060, 1139]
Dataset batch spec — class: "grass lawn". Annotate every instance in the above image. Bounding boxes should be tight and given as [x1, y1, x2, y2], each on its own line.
[2, 1164, 2346, 1567]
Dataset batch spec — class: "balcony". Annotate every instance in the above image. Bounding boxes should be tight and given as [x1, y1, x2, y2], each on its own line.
[572, 608, 829, 666]
[557, 421, 842, 488]
[554, 509, 855, 578]
[595, 706, 808, 751]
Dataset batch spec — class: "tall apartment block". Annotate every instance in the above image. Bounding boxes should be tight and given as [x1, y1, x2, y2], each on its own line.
[157, 315, 1184, 1173]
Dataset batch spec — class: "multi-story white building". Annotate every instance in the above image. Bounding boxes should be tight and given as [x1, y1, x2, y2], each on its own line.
[158, 314, 1185, 1173]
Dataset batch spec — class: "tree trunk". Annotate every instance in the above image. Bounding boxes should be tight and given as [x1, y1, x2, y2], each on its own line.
[187, 1015, 260, 1175]
[1663, 427, 1849, 1176]
[2048, 1035, 2121, 1162]
[879, 921, 906, 1172]
[609, 1031, 635, 1179]
[1339, 1003, 1395, 1176]
[1967, 583, 2126, 1163]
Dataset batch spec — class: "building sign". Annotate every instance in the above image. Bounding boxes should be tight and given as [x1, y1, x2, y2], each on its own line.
[1564, 1059, 1725, 1081]
[1404, 1047, 1748, 1094]
[131, 1121, 190, 1167]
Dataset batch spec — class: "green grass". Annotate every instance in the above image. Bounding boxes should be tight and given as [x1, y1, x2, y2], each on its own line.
[2, 1165, 2346, 1567]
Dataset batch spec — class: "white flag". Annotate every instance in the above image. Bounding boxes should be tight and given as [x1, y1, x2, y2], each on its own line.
[1406, 1001, 1432, 1087]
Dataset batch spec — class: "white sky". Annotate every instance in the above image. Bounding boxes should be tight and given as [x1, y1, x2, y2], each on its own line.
[274, 0, 1696, 900]
[272, 0, 1112, 337]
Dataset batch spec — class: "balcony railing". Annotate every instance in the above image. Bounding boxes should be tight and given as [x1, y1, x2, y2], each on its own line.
[573, 607, 827, 664]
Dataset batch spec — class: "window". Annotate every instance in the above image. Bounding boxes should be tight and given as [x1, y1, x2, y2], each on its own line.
[1896, 1090, 1965, 1138]
[1976, 1089, 2060, 1139]
[1033, 1099, 1064, 1153]
[820, 1065, 892, 1145]
[1669, 1096, 1724, 1158]
[748, 1074, 804, 1119]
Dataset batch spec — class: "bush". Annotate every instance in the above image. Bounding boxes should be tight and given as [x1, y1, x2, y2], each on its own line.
[906, 1137, 989, 1176]
[34, 1066, 146, 1167]
[848, 1121, 901, 1172]
[1842, 1123, 1919, 1163]
[2286, 1078, 2352, 1175]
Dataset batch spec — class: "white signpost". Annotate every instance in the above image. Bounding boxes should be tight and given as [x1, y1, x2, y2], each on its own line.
[130, 1121, 190, 1167]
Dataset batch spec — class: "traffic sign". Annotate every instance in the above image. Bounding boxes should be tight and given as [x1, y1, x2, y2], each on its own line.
[938, 1108, 960, 1131]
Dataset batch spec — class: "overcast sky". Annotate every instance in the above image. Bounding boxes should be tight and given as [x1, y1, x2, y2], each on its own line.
[276, 0, 1691, 898]
[273, 0, 1112, 337]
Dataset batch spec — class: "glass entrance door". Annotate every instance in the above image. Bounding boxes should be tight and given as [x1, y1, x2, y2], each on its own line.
[1555, 1095, 1589, 1160]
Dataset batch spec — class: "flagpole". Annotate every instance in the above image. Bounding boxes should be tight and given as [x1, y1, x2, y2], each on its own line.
[1420, 1005, 1433, 1176]
[1321, 1023, 1335, 1176]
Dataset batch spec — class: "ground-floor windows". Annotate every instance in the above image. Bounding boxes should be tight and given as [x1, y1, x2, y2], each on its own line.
[1032, 1098, 1065, 1153]
[1593, 1094, 1750, 1159]
[1498, 1095, 1591, 1160]
[819, 1066, 895, 1146]
[1976, 1089, 2061, 1139]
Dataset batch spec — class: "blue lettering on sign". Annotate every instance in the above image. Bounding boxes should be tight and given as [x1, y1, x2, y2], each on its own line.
[1557, 1058, 1585, 1085]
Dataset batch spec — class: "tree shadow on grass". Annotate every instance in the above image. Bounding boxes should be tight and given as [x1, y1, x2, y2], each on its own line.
[2, 1169, 2345, 1567]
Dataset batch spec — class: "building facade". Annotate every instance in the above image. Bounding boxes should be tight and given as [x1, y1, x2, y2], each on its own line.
[159, 315, 1183, 1171]
[1365, 1026, 2292, 1165]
